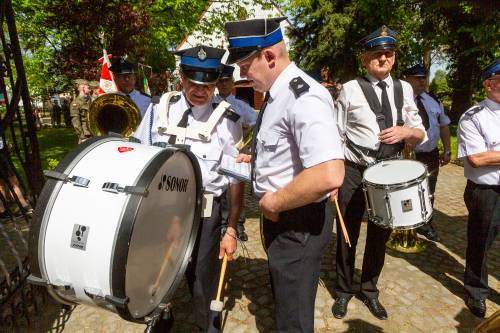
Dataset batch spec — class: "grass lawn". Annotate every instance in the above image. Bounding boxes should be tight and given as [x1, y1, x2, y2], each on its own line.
[37, 127, 79, 170]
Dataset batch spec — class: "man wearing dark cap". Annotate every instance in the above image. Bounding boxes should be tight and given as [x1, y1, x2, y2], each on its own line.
[404, 64, 452, 242]
[134, 45, 244, 332]
[225, 17, 345, 332]
[334, 26, 426, 320]
[216, 64, 257, 242]
[109, 57, 151, 117]
[457, 58, 500, 318]
[70, 79, 92, 143]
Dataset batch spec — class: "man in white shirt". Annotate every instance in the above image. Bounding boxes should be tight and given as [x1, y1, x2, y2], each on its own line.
[134, 46, 244, 332]
[334, 25, 426, 321]
[404, 64, 452, 242]
[109, 58, 151, 117]
[457, 58, 500, 318]
[225, 17, 344, 332]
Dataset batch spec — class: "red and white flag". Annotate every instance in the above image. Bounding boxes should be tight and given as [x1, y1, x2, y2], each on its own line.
[98, 49, 117, 94]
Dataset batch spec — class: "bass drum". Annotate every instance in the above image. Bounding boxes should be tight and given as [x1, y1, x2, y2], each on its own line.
[28, 136, 202, 322]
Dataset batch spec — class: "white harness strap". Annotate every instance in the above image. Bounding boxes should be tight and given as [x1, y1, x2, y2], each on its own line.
[163, 100, 232, 144]
[157, 91, 179, 135]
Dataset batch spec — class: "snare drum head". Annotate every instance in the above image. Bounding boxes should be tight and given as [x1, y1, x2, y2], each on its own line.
[363, 159, 426, 185]
[114, 149, 202, 319]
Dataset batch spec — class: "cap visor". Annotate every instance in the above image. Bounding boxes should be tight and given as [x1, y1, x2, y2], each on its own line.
[183, 68, 220, 85]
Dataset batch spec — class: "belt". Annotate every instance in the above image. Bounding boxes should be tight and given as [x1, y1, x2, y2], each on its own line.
[467, 180, 500, 191]
[345, 159, 368, 172]
[415, 148, 439, 156]
[278, 198, 328, 220]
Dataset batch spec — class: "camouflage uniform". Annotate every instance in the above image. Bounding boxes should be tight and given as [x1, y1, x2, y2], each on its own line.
[70, 95, 92, 143]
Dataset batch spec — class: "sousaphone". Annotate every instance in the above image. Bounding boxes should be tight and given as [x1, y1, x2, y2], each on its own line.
[89, 93, 141, 137]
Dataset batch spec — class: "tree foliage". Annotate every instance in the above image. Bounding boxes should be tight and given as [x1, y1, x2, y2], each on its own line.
[280, 0, 499, 121]
[12, 0, 269, 96]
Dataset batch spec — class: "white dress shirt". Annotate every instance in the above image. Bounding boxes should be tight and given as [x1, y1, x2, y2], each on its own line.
[254, 62, 344, 198]
[457, 98, 500, 185]
[134, 93, 243, 196]
[415, 92, 451, 153]
[215, 94, 257, 126]
[119, 89, 151, 117]
[336, 74, 427, 165]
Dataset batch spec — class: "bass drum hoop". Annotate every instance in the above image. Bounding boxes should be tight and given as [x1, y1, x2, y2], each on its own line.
[112, 146, 203, 322]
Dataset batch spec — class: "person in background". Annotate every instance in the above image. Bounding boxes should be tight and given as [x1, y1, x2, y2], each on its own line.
[109, 58, 151, 117]
[215, 64, 257, 241]
[404, 63, 451, 242]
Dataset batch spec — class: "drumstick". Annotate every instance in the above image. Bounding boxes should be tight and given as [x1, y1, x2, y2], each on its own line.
[333, 196, 351, 248]
[150, 244, 175, 296]
[210, 253, 228, 312]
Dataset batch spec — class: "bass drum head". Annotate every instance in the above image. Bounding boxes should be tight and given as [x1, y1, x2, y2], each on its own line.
[112, 149, 202, 320]
[363, 159, 426, 186]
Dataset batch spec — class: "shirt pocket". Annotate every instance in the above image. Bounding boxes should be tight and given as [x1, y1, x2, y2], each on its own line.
[190, 143, 222, 177]
[484, 131, 500, 150]
[258, 130, 281, 153]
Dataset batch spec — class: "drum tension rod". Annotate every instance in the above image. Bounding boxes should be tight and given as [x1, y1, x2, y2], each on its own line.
[102, 182, 149, 197]
[44, 170, 90, 188]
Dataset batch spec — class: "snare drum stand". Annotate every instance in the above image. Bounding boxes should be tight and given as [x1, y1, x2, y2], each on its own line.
[144, 303, 174, 333]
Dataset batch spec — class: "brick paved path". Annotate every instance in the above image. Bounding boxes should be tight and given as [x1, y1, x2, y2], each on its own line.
[12, 164, 500, 332]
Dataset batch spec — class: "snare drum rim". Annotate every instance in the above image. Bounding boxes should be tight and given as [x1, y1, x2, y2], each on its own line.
[362, 160, 429, 191]
[111, 147, 203, 322]
[369, 214, 433, 230]
[29, 136, 123, 302]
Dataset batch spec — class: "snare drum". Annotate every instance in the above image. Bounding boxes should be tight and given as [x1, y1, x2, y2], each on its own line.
[362, 159, 432, 230]
[28, 136, 202, 322]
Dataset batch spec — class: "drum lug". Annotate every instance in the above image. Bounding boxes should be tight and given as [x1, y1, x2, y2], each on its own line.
[26, 274, 48, 286]
[362, 187, 372, 216]
[84, 287, 104, 300]
[384, 193, 394, 228]
[418, 185, 428, 219]
[44, 170, 90, 187]
[102, 182, 149, 197]
[104, 294, 130, 308]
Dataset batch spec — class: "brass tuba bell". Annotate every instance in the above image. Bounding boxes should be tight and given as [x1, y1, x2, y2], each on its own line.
[88, 93, 141, 137]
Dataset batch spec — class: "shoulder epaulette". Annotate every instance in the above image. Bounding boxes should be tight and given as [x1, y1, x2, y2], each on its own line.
[169, 94, 181, 104]
[289, 76, 309, 98]
[140, 91, 151, 98]
[464, 105, 484, 116]
[151, 96, 161, 105]
[224, 108, 240, 122]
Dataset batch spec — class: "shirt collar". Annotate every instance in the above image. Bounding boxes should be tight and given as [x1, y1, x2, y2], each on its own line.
[268, 62, 297, 102]
[366, 73, 393, 88]
[485, 98, 500, 111]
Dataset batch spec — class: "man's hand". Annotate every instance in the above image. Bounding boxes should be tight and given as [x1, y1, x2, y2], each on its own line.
[440, 151, 451, 166]
[219, 226, 237, 261]
[259, 191, 280, 222]
[378, 126, 411, 144]
[236, 153, 252, 163]
[329, 188, 339, 202]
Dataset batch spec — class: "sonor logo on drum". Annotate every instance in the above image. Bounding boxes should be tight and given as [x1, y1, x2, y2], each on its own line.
[70, 224, 90, 250]
[158, 174, 189, 192]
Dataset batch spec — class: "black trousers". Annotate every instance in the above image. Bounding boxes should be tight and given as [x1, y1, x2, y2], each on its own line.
[464, 180, 500, 301]
[263, 199, 333, 333]
[335, 161, 392, 300]
[415, 148, 440, 231]
[185, 198, 223, 331]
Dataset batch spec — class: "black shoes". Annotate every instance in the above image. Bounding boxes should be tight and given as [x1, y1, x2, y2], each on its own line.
[362, 296, 388, 320]
[466, 297, 486, 318]
[417, 224, 441, 242]
[332, 295, 352, 319]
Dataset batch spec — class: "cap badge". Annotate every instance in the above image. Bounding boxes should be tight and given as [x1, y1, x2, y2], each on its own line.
[198, 48, 207, 61]
[380, 26, 388, 36]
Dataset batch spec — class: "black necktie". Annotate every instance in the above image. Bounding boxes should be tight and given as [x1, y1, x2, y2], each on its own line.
[416, 95, 430, 130]
[250, 92, 270, 183]
[168, 108, 192, 145]
[377, 81, 393, 128]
